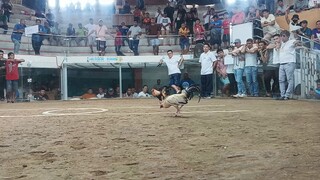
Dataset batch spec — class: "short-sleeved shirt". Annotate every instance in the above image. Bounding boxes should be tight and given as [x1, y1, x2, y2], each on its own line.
[179, 27, 189, 37]
[128, 26, 142, 39]
[231, 12, 245, 25]
[163, 56, 181, 75]
[222, 19, 230, 35]
[279, 40, 296, 63]
[210, 19, 223, 31]
[147, 24, 160, 36]
[96, 25, 108, 41]
[160, 17, 171, 30]
[85, 23, 97, 37]
[199, 51, 217, 75]
[77, 28, 87, 36]
[11, 23, 26, 41]
[312, 28, 320, 50]
[260, 14, 280, 34]
[6, 60, 20, 80]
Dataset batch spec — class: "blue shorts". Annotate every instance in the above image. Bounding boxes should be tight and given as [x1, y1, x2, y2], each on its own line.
[220, 76, 230, 85]
[150, 38, 160, 46]
[169, 73, 181, 86]
[180, 37, 190, 50]
[6, 80, 18, 92]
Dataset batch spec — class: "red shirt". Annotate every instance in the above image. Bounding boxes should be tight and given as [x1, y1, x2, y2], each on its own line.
[6, 60, 20, 80]
[222, 19, 230, 35]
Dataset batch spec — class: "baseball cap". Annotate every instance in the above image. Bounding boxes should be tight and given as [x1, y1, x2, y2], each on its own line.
[292, 14, 299, 20]
[234, 39, 241, 43]
[300, 20, 308, 24]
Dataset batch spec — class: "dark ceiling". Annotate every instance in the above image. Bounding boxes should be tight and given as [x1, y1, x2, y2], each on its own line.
[186, 0, 221, 5]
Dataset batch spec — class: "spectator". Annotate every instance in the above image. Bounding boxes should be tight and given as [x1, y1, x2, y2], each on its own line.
[5, 52, 25, 103]
[120, 22, 129, 46]
[311, 20, 320, 51]
[174, 13, 185, 34]
[142, 12, 151, 29]
[185, 12, 195, 35]
[84, 18, 97, 54]
[231, 39, 247, 98]
[138, 85, 151, 98]
[1, 0, 12, 22]
[308, 0, 320, 8]
[11, 19, 26, 54]
[66, 23, 76, 46]
[123, 87, 133, 98]
[215, 49, 230, 96]
[193, 19, 205, 44]
[260, 9, 280, 41]
[308, 79, 320, 99]
[133, 6, 141, 24]
[43, 21, 51, 45]
[34, 89, 49, 101]
[180, 72, 195, 89]
[128, 20, 142, 56]
[88, 19, 112, 56]
[179, 23, 190, 54]
[241, 38, 259, 97]
[136, 0, 144, 10]
[153, 79, 162, 90]
[76, 23, 88, 46]
[50, 22, 62, 46]
[159, 50, 184, 94]
[81, 88, 96, 99]
[96, 87, 105, 99]
[259, 40, 279, 97]
[189, 4, 198, 19]
[222, 12, 231, 48]
[121, 1, 131, 14]
[285, 12, 301, 39]
[177, 5, 187, 20]
[105, 87, 117, 98]
[203, 6, 212, 31]
[164, 3, 175, 32]
[147, 18, 161, 55]
[231, 7, 245, 25]
[45, 9, 55, 27]
[246, 6, 263, 40]
[199, 43, 217, 98]
[0, 9, 8, 34]
[297, 20, 312, 48]
[275, 0, 286, 16]
[210, 15, 222, 50]
[0, 50, 5, 100]
[155, 7, 163, 24]
[31, 19, 46, 55]
[159, 13, 171, 46]
[132, 87, 139, 98]
[294, 0, 308, 12]
[176, 0, 186, 9]
[266, 0, 276, 14]
[115, 26, 125, 56]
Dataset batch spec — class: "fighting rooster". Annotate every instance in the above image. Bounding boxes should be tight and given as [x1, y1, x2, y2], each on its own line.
[152, 85, 201, 116]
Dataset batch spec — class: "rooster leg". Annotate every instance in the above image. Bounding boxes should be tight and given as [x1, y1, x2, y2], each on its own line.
[174, 105, 180, 116]
[176, 105, 184, 114]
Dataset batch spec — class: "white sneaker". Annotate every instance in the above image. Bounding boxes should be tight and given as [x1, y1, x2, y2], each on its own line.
[232, 94, 240, 98]
[239, 94, 247, 98]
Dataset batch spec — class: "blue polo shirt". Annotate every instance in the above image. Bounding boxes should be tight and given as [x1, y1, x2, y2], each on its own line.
[210, 19, 223, 31]
[11, 23, 26, 41]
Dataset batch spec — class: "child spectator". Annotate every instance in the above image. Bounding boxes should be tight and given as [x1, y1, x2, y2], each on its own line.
[120, 22, 129, 46]
[215, 49, 230, 97]
[309, 79, 320, 99]
[179, 23, 190, 54]
[193, 19, 205, 44]
[222, 12, 231, 48]
[115, 26, 125, 56]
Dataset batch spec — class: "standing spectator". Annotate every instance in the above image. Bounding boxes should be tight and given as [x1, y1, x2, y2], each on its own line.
[222, 12, 231, 48]
[0, 9, 8, 34]
[246, 6, 263, 40]
[158, 50, 184, 94]
[176, 0, 186, 9]
[88, 19, 112, 56]
[137, 0, 144, 10]
[311, 20, 320, 51]
[231, 39, 247, 98]
[147, 18, 161, 55]
[138, 85, 151, 98]
[297, 20, 312, 48]
[275, 0, 286, 16]
[115, 26, 125, 56]
[11, 19, 26, 54]
[133, 6, 141, 24]
[210, 15, 222, 50]
[0, 50, 5, 101]
[159, 13, 171, 46]
[193, 19, 205, 44]
[1, 0, 12, 22]
[43, 21, 51, 44]
[5, 52, 25, 103]
[121, 1, 131, 14]
[294, 0, 308, 12]
[177, 5, 187, 20]
[215, 49, 230, 96]
[260, 9, 280, 41]
[277, 30, 301, 100]
[153, 79, 162, 90]
[174, 13, 185, 33]
[185, 12, 195, 35]
[203, 6, 212, 31]
[45, 9, 55, 27]
[164, 3, 175, 32]
[84, 18, 97, 54]
[242, 38, 259, 96]
[179, 23, 190, 54]
[155, 7, 163, 24]
[120, 22, 129, 46]
[50, 22, 62, 46]
[31, 19, 46, 55]
[75, 23, 88, 46]
[128, 20, 142, 56]
[199, 43, 217, 98]
[231, 7, 245, 25]
[189, 4, 198, 19]
[285, 12, 301, 39]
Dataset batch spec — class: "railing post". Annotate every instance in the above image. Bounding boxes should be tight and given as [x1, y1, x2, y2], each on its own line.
[300, 48, 306, 99]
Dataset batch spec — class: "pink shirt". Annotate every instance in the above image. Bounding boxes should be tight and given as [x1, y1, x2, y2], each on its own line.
[231, 12, 245, 25]
[96, 25, 108, 41]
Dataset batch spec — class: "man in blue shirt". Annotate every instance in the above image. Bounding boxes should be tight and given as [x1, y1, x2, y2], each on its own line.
[210, 15, 222, 49]
[11, 19, 26, 54]
[32, 19, 46, 55]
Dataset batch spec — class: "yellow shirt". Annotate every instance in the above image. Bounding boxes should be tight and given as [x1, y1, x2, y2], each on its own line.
[179, 27, 189, 37]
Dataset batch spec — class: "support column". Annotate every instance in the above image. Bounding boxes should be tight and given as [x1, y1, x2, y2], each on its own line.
[119, 64, 122, 98]
[61, 64, 68, 100]
[134, 68, 142, 91]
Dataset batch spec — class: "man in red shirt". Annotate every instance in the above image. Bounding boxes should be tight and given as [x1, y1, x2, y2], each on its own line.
[222, 12, 231, 48]
[5, 52, 24, 103]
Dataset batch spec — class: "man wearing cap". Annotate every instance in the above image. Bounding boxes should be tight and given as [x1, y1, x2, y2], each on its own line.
[297, 20, 312, 48]
[285, 11, 301, 39]
[88, 19, 112, 56]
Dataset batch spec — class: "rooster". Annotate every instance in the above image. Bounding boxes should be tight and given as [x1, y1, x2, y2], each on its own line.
[152, 85, 201, 116]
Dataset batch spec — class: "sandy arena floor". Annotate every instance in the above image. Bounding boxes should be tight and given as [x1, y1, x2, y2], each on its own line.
[0, 98, 319, 180]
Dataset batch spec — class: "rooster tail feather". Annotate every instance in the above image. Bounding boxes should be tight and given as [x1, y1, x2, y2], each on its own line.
[185, 85, 201, 103]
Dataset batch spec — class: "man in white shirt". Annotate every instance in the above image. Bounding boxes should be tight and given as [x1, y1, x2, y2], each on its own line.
[159, 50, 184, 93]
[84, 18, 97, 54]
[88, 19, 112, 56]
[128, 20, 142, 56]
[231, 39, 246, 98]
[199, 43, 217, 98]
[202, 6, 212, 31]
[261, 9, 280, 41]
[160, 13, 171, 45]
[138, 85, 151, 98]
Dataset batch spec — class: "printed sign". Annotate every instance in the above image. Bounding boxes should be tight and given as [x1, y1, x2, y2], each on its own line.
[25, 25, 39, 35]
[86, 56, 122, 63]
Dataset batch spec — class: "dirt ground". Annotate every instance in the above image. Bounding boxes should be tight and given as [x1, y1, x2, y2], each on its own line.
[0, 98, 319, 180]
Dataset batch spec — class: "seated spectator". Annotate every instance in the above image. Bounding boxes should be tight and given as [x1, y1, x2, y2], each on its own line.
[123, 87, 133, 98]
[311, 20, 320, 51]
[275, 0, 286, 16]
[50, 22, 62, 46]
[185, 12, 195, 35]
[66, 23, 76, 46]
[121, 1, 131, 14]
[193, 19, 205, 44]
[1, 0, 12, 22]
[147, 18, 160, 55]
[133, 6, 141, 24]
[75, 23, 88, 46]
[179, 23, 190, 54]
[132, 87, 139, 98]
[260, 9, 280, 41]
[81, 88, 96, 99]
[297, 20, 312, 48]
[308, 79, 320, 99]
[294, 0, 308, 12]
[308, 0, 320, 8]
[45, 9, 55, 27]
[180, 72, 195, 89]
[96, 87, 105, 99]
[0, 9, 8, 34]
[34, 89, 49, 101]
[105, 87, 117, 98]
[153, 79, 163, 90]
[231, 7, 245, 25]
[138, 85, 151, 98]
[142, 12, 151, 29]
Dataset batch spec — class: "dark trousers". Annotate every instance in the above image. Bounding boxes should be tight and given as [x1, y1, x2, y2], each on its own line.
[129, 39, 139, 55]
[228, 73, 237, 95]
[0, 77, 5, 99]
[0, 25, 8, 34]
[32, 40, 42, 55]
[201, 74, 213, 97]
[115, 45, 124, 56]
[264, 69, 279, 95]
